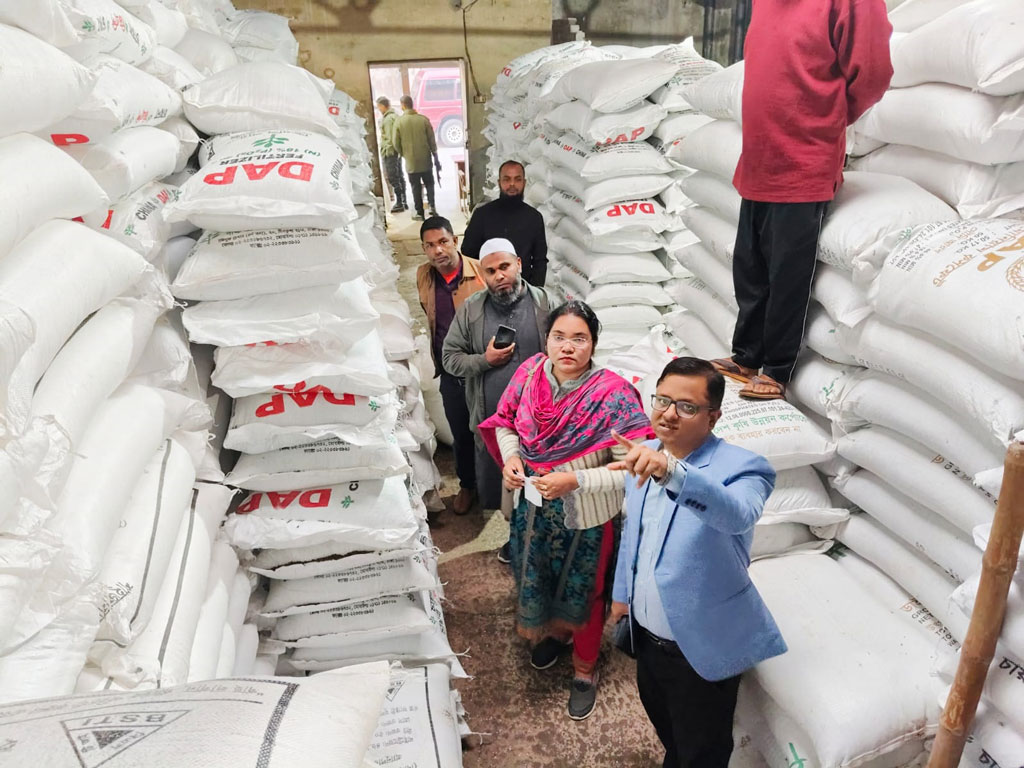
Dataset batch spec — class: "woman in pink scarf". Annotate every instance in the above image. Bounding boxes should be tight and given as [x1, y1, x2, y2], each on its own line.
[478, 300, 653, 720]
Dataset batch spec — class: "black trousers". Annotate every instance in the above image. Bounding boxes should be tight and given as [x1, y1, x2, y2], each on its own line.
[438, 373, 475, 490]
[408, 170, 436, 216]
[635, 626, 741, 768]
[731, 199, 828, 384]
[474, 435, 504, 511]
[382, 154, 406, 206]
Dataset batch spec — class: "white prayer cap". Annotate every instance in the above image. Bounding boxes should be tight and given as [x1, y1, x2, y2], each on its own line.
[478, 237, 517, 261]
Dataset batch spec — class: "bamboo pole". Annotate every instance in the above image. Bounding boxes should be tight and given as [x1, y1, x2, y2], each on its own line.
[928, 441, 1024, 768]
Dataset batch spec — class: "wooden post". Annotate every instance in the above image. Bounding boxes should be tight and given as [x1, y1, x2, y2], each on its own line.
[928, 441, 1024, 768]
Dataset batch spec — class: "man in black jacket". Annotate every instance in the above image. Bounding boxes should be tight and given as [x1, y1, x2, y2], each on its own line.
[461, 160, 548, 286]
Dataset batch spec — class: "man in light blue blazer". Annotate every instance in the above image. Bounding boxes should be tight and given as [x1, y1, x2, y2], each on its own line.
[607, 357, 786, 768]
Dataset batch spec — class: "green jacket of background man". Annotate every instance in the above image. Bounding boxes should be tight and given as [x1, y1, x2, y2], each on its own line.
[393, 108, 437, 174]
[378, 107, 398, 157]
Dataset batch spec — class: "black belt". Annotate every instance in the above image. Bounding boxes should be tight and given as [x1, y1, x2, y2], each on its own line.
[640, 625, 678, 651]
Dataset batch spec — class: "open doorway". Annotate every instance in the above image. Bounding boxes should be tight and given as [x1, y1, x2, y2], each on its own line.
[368, 59, 470, 235]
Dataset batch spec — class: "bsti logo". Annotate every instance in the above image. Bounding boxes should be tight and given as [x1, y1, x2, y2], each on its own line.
[61, 710, 189, 768]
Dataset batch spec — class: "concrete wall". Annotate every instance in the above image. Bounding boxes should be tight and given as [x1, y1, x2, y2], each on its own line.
[232, 0, 551, 203]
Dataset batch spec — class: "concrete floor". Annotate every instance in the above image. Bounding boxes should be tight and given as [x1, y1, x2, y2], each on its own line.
[389, 230, 766, 768]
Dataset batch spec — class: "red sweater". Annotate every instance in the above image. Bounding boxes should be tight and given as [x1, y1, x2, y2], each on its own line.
[733, 0, 893, 203]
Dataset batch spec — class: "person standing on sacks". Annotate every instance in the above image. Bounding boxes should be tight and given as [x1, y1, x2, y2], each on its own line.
[416, 216, 486, 516]
[607, 358, 786, 767]
[712, 0, 893, 400]
[477, 300, 654, 721]
[441, 238, 555, 562]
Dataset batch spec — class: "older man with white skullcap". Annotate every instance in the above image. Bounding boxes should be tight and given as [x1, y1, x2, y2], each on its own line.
[442, 238, 557, 561]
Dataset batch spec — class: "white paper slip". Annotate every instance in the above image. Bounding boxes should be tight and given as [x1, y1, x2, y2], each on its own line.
[524, 476, 543, 507]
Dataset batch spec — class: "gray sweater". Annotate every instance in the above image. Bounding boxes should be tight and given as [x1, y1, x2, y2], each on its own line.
[440, 284, 556, 434]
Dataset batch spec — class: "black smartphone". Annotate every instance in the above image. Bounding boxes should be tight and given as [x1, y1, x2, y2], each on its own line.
[494, 324, 517, 349]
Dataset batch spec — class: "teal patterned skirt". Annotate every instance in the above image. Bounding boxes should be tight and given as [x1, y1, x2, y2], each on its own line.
[509, 471, 613, 638]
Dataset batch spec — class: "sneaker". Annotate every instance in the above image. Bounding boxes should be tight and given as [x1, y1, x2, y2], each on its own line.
[428, 209, 439, 218]
[529, 636, 571, 670]
[567, 674, 599, 721]
[411, 213, 425, 221]
[496, 541, 512, 565]
[390, 203, 405, 213]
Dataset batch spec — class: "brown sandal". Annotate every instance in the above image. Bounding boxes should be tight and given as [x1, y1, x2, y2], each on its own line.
[710, 358, 756, 383]
[739, 374, 787, 400]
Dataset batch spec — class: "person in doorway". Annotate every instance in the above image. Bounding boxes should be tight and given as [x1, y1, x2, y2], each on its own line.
[461, 160, 548, 286]
[478, 300, 654, 721]
[608, 357, 786, 767]
[416, 216, 485, 516]
[393, 95, 441, 221]
[376, 96, 407, 213]
[712, 0, 892, 400]
[441, 238, 555, 562]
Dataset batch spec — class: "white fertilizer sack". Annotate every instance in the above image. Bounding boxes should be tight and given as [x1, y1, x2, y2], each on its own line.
[139, 44, 204, 90]
[182, 61, 340, 139]
[39, 54, 181, 147]
[82, 181, 180, 260]
[225, 475, 419, 550]
[174, 28, 238, 76]
[837, 426, 994, 534]
[0, 221, 149, 435]
[0, 0, 157, 64]
[365, 665, 464, 768]
[211, 330, 394, 398]
[833, 471, 981, 583]
[66, 126, 180, 203]
[0, 133, 108, 259]
[99, 482, 232, 688]
[867, 218, 1024, 381]
[850, 144, 1024, 220]
[262, 552, 439, 617]
[836, 317, 1024, 448]
[856, 83, 1024, 166]
[714, 380, 835, 471]
[0, 663, 390, 768]
[0, 25, 96, 139]
[226, 390, 399, 453]
[182, 278, 378, 347]
[551, 58, 678, 112]
[890, 0, 1024, 96]
[171, 228, 369, 301]
[815, 171, 958, 286]
[274, 591, 434, 648]
[92, 438, 196, 648]
[745, 555, 942, 768]
[224, 437, 409, 493]
[165, 130, 356, 231]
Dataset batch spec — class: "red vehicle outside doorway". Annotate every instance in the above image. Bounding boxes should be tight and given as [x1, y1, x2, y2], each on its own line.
[411, 67, 465, 148]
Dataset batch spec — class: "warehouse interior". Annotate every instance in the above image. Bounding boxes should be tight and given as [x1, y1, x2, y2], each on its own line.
[0, 1, 1021, 768]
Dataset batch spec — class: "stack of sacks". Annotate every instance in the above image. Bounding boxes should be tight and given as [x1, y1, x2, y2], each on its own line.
[162, 56, 457, 705]
[540, 51, 684, 358]
[486, 40, 726, 361]
[482, 41, 601, 198]
[0, 4, 241, 701]
[851, 0, 1024, 219]
[751, 0, 1024, 759]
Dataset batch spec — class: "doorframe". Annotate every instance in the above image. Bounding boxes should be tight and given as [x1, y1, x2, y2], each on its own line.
[367, 58, 471, 228]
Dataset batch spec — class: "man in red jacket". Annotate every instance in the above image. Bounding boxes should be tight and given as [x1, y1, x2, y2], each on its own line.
[713, 0, 893, 400]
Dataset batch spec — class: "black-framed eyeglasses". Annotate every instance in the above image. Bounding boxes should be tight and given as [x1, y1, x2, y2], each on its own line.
[651, 394, 713, 419]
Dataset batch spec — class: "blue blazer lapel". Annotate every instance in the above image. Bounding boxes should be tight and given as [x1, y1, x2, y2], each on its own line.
[653, 434, 721, 560]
